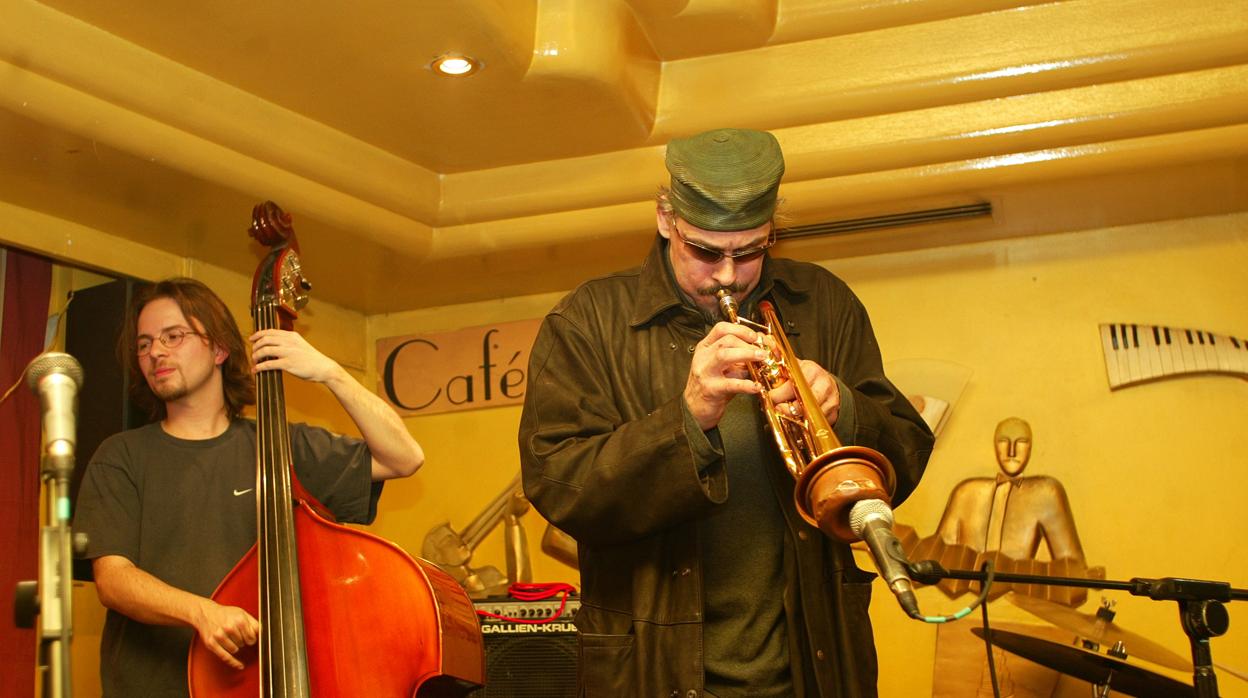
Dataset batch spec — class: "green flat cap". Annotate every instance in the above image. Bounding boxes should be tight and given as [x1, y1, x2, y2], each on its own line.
[665, 128, 784, 231]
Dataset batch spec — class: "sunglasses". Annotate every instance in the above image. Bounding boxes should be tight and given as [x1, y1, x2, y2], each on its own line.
[673, 223, 776, 265]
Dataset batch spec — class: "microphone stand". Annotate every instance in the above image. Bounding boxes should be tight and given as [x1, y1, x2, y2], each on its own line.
[14, 444, 83, 698]
[907, 560, 1248, 698]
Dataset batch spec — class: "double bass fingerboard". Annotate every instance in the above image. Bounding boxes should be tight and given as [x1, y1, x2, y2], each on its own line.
[1099, 323, 1248, 389]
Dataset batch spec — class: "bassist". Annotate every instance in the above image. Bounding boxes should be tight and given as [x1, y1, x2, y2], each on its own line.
[74, 276, 423, 697]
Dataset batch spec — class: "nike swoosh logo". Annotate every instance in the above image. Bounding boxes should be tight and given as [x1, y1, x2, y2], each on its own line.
[233, 488, 254, 496]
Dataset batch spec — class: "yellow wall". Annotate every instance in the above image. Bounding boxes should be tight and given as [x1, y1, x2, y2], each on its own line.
[25, 209, 1248, 696]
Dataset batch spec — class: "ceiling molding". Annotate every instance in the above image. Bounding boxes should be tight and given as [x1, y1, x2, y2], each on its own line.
[1, 0, 1245, 313]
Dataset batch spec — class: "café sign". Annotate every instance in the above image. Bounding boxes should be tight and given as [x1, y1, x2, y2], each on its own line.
[376, 318, 543, 416]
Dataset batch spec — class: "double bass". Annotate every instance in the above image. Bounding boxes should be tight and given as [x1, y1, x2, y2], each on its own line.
[188, 202, 484, 696]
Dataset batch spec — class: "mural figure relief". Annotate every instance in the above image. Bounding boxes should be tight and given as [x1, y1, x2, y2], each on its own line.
[422, 472, 581, 599]
[905, 417, 1105, 607]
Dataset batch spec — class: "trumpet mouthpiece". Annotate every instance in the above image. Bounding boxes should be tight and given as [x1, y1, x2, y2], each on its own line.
[716, 290, 738, 321]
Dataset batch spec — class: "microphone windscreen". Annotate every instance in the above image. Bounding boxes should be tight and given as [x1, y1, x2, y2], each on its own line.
[848, 499, 894, 538]
[26, 352, 84, 390]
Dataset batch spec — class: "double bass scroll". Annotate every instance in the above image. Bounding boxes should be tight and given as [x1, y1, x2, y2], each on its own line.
[187, 201, 484, 697]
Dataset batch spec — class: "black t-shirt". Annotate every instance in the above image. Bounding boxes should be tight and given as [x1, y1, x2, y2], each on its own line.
[74, 419, 380, 698]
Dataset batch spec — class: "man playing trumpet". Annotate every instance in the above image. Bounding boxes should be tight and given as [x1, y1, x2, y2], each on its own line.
[519, 128, 933, 697]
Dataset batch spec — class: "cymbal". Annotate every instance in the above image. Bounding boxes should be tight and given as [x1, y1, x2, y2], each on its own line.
[1008, 593, 1192, 673]
[971, 627, 1196, 698]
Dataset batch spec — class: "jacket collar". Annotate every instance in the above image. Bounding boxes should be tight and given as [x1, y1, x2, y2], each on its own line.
[628, 234, 685, 328]
[628, 233, 812, 328]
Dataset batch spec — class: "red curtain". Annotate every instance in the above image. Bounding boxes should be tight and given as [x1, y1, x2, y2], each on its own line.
[0, 248, 52, 698]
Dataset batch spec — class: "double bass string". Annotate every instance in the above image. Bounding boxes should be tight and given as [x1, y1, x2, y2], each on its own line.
[253, 300, 309, 695]
[254, 301, 276, 692]
[259, 300, 288, 694]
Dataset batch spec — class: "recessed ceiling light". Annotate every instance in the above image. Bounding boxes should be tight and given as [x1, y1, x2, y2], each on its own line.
[431, 53, 481, 77]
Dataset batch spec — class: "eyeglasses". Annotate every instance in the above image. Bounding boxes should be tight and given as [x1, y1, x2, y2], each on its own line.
[673, 222, 775, 265]
[136, 328, 206, 356]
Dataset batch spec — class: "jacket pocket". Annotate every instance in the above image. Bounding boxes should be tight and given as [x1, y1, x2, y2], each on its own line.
[579, 632, 635, 697]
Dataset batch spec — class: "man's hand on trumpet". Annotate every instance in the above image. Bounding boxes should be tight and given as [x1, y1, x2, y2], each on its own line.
[766, 359, 842, 426]
[684, 321, 766, 431]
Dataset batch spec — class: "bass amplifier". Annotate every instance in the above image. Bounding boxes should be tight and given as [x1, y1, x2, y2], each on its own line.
[468, 596, 580, 698]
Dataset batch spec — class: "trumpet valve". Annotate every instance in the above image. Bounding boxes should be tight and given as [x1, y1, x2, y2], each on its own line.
[762, 360, 784, 385]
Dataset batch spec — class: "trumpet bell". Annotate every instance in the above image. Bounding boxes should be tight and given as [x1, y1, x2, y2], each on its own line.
[797, 446, 896, 543]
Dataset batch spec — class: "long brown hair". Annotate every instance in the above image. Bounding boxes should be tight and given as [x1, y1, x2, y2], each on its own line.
[120, 277, 255, 420]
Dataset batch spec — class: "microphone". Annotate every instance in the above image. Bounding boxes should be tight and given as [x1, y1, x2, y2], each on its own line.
[849, 499, 921, 619]
[25, 352, 84, 475]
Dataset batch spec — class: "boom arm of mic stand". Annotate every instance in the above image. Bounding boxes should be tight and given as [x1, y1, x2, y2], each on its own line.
[906, 560, 1247, 698]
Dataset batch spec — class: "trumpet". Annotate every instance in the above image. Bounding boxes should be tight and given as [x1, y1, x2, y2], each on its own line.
[717, 290, 897, 543]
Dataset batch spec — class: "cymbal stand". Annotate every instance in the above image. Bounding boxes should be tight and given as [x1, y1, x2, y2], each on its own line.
[908, 560, 1247, 698]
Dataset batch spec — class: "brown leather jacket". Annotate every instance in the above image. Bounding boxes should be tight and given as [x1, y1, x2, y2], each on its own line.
[519, 236, 933, 697]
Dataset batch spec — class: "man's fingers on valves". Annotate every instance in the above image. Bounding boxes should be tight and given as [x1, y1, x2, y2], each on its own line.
[712, 345, 760, 369]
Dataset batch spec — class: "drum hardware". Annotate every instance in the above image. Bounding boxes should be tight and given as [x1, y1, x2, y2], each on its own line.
[970, 627, 1196, 698]
[1008, 594, 1192, 673]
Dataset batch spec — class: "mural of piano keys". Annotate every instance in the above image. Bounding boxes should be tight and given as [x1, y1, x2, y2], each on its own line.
[1098, 323, 1248, 389]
